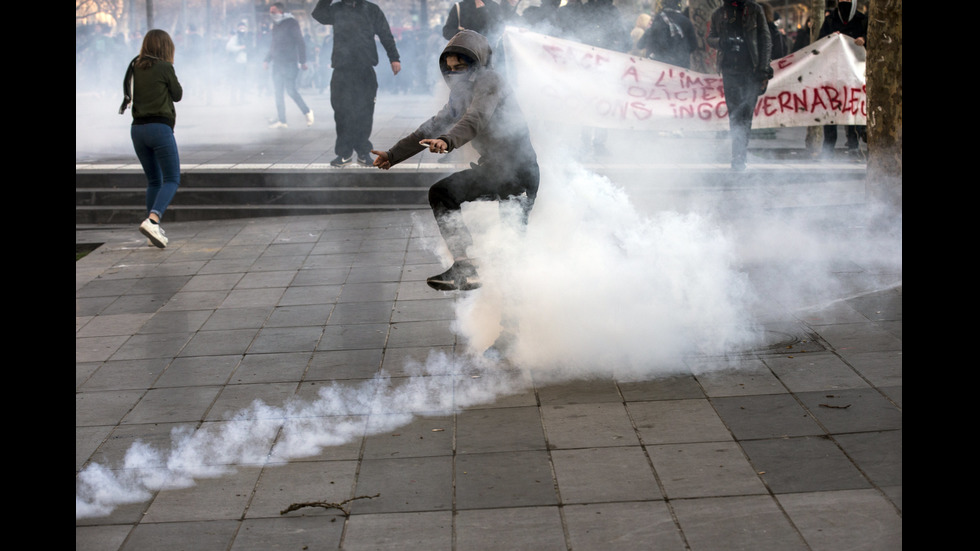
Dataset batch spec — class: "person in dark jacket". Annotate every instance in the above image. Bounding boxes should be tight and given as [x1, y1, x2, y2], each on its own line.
[818, 0, 868, 155]
[264, 3, 313, 129]
[706, 0, 773, 171]
[312, 0, 401, 167]
[639, 0, 698, 68]
[371, 30, 539, 292]
[119, 29, 183, 248]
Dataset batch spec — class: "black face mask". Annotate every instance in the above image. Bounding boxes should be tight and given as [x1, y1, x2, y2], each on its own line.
[838, 2, 852, 19]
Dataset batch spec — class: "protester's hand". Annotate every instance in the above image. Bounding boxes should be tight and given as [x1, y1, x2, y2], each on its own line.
[854, 37, 865, 47]
[419, 138, 448, 154]
[371, 150, 391, 170]
[391, 61, 401, 75]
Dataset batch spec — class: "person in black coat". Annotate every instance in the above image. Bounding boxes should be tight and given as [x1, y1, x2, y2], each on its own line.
[818, 0, 868, 155]
[312, 0, 401, 167]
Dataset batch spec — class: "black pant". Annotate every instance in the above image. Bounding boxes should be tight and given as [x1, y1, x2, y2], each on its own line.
[721, 71, 762, 165]
[428, 162, 540, 259]
[330, 66, 378, 158]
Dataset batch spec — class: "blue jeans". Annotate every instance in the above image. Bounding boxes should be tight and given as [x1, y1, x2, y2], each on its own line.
[131, 123, 180, 218]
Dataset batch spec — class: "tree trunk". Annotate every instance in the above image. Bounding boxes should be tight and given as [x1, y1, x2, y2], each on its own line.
[865, 0, 902, 222]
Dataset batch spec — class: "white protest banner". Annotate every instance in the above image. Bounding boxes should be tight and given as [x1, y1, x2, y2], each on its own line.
[501, 27, 867, 131]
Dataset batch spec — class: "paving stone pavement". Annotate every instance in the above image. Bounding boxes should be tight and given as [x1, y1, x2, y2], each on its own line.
[76, 205, 900, 550]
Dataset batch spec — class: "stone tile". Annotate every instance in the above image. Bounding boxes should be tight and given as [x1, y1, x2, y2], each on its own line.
[230, 516, 344, 550]
[76, 525, 132, 551]
[234, 270, 296, 289]
[837, 349, 903, 388]
[390, 298, 456, 322]
[76, 335, 130, 363]
[541, 402, 639, 449]
[278, 284, 343, 306]
[119, 520, 240, 551]
[122, 386, 222, 424]
[552, 446, 662, 503]
[206, 382, 299, 421]
[796, 388, 902, 433]
[386, 319, 457, 348]
[76, 389, 145, 426]
[647, 441, 768, 499]
[230, 352, 310, 385]
[692, 358, 788, 397]
[180, 328, 258, 356]
[563, 501, 687, 551]
[111, 332, 194, 360]
[342, 511, 452, 551]
[618, 373, 704, 401]
[76, 313, 154, 337]
[537, 379, 623, 404]
[455, 507, 567, 551]
[813, 322, 902, 354]
[761, 352, 871, 392]
[138, 309, 214, 333]
[328, 300, 395, 324]
[338, 282, 400, 303]
[291, 266, 349, 286]
[777, 489, 902, 551]
[200, 306, 274, 330]
[264, 303, 333, 327]
[318, 323, 389, 351]
[629, 399, 734, 445]
[456, 406, 546, 454]
[141, 467, 262, 522]
[247, 460, 358, 518]
[455, 451, 557, 509]
[181, 272, 244, 292]
[710, 394, 824, 440]
[79, 358, 170, 391]
[349, 456, 453, 513]
[671, 495, 809, 551]
[834, 430, 902, 488]
[248, 326, 323, 354]
[739, 436, 871, 494]
[219, 287, 286, 309]
[361, 414, 454, 459]
[306, 348, 384, 380]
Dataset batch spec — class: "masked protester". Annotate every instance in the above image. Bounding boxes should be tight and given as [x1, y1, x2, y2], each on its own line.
[706, 0, 773, 171]
[818, 0, 868, 156]
[371, 30, 539, 293]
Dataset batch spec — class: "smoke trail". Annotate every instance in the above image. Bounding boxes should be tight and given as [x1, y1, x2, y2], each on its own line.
[76, 351, 529, 519]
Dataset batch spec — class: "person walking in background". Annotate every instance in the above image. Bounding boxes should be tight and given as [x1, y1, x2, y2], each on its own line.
[370, 30, 539, 292]
[119, 29, 183, 248]
[264, 3, 314, 129]
[706, 0, 773, 171]
[818, 0, 867, 156]
[225, 20, 252, 104]
[311, 0, 401, 168]
[761, 3, 787, 59]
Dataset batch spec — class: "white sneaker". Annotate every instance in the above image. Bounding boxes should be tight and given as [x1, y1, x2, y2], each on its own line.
[305, 110, 314, 127]
[140, 219, 168, 248]
[269, 121, 288, 129]
[146, 225, 165, 246]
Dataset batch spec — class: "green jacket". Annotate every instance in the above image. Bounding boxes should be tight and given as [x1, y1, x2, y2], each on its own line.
[121, 57, 183, 128]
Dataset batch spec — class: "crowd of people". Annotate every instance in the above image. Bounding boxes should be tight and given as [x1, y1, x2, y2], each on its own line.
[85, 0, 868, 257]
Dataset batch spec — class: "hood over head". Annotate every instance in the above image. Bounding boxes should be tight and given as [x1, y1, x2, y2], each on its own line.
[440, 30, 493, 79]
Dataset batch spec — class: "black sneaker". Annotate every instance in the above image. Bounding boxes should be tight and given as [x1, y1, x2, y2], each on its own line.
[330, 155, 353, 167]
[356, 154, 373, 167]
[426, 260, 481, 291]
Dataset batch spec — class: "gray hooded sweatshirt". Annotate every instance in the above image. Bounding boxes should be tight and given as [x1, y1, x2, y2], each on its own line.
[385, 30, 537, 173]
